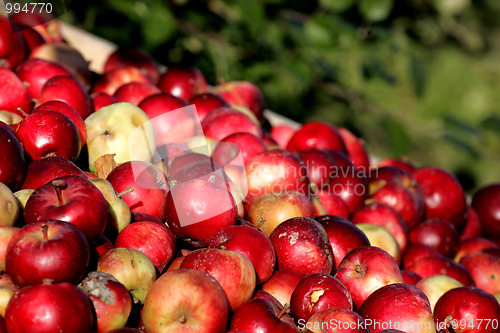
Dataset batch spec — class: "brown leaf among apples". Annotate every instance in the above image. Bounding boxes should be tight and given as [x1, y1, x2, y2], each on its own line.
[94, 154, 118, 179]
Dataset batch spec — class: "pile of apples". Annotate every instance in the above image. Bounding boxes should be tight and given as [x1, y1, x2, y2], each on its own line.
[0, 13, 499, 333]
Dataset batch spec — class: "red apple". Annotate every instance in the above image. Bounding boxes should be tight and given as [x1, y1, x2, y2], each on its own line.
[181, 248, 256, 311]
[433, 287, 500, 333]
[158, 66, 207, 101]
[113, 81, 161, 105]
[414, 167, 468, 230]
[338, 128, 370, 173]
[402, 242, 442, 270]
[16, 110, 81, 162]
[20, 156, 87, 190]
[290, 273, 353, 322]
[104, 47, 159, 83]
[187, 92, 229, 121]
[316, 215, 371, 269]
[91, 92, 119, 112]
[376, 157, 416, 173]
[138, 93, 194, 146]
[209, 224, 276, 284]
[351, 203, 409, 255]
[409, 218, 459, 258]
[0, 227, 18, 271]
[286, 121, 346, 154]
[168, 152, 211, 177]
[114, 221, 176, 273]
[166, 178, 237, 247]
[400, 269, 422, 285]
[0, 127, 26, 191]
[229, 298, 297, 333]
[142, 268, 229, 333]
[15, 58, 72, 100]
[248, 191, 315, 236]
[298, 148, 337, 189]
[407, 255, 474, 286]
[37, 75, 93, 119]
[5, 282, 94, 333]
[369, 166, 425, 229]
[271, 124, 296, 149]
[459, 251, 500, 295]
[303, 308, 370, 333]
[471, 183, 500, 238]
[312, 189, 349, 218]
[270, 217, 334, 275]
[358, 283, 436, 333]
[245, 149, 310, 206]
[107, 161, 169, 221]
[460, 207, 482, 240]
[262, 270, 304, 307]
[210, 80, 265, 120]
[24, 175, 108, 243]
[0, 68, 32, 115]
[93, 66, 152, 95]
[252, 290, 284, 308]
[15, 23, 45, 52]
[334, 246, 403, 309]
[454, 237, 499, 262]
[33, 100, 87, 147]
[93, 235, 114, 257]
[212, 132, 267, 166]
[326, 162, 369, 214]
[201, 106, 262, 141]
[5, 220, 89, 286]
[0, 18, 26, 69]
[79, 271, 132, 333]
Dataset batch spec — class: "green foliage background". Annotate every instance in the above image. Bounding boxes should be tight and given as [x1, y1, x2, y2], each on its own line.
[62, 0, 500, 193]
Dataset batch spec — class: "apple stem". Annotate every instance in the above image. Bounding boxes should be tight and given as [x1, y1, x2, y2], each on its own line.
[117, 187, 134, 198]
[278, 303, 290, 319]
[41, 223, 49, 242]
[51, 179, 68, 206]
[257, 218, 266, 230]
[16, 106, 29, 119]
[178, 314, 187, 324]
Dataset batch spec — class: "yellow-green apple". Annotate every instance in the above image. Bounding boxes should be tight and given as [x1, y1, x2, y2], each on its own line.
[290, 273, 353, 322]
[316, 215, 371, 270]
[355, 223, 402, 264]
[270, 217, 333, 275]
[20, 156, 87, 190]
[0, 273, 17, 317]
[78, 271, 132, 333]
[334, 246, 403, 309]
[114, 221, 176, 273]
[0, 183, 19, 226]
[262, 270, 304, 307]
[229, 298, 297, 333]
[415, 275, 463, 311]
[248, 191, 315, 236]
[209, 224, 276, 284]
[97, 247, 156, 304]
[142, 268, 229, 333]
[5, 220, 90, 286]
[4, 282, 94, 332]
[181, 248, 256, 311]
[24, 175, 109, 243]
[84, 102, 156, 173]
[358, 283, 436, 333]
[434, 287, 500, 333]
[303, 308, 370, 333]
[90, 177, 131, 241]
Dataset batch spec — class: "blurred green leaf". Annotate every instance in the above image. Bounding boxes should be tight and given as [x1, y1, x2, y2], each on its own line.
[383, 117, 411, 156]
[409, 56, 427, 98]
[358, 0, 394, 22]
[140, 4, 176, 48]
[442, 133, 480, 159]
[319, 0, 354, 12]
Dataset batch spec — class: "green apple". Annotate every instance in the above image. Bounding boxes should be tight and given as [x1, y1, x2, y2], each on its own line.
[90, 178, 131, 239]
[357, 223, 402, 265]
[13, 189, 34, 214]
[0, 111, 23, 125]
[85, 102, 156, 173]
[0, 183, 19, 226]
